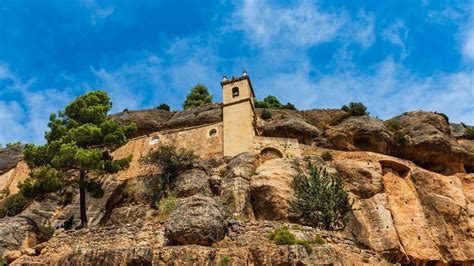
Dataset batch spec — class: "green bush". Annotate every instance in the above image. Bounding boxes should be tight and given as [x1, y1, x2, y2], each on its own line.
[219, 255, 230, 266]
[290, 162, 352, 230]
[158, 194, 179, 215]
[254, 96, 297, 110]
[329, 112, 350, 126]
[261, 109, 272, 120]
[270, 227, 312, 254]
[321, 152, 332, 161]
[465, 127, 474, 140]
[37, 224, 55, 241]
[123, 108, 129, 112]
[314, 234, 325, 245]
[0, 257, 7, 266]
[141, 144, 197, 201]
[0, 192, 31, 217]
[183, 84, 213, 110]
[155, 103, 170, 111]
[341, 102, 368, 116]
[19, 166, 63, 199]
[384, 119, 401, 132]
[283, 102, 297, 110]
[434, 112, 449, 124]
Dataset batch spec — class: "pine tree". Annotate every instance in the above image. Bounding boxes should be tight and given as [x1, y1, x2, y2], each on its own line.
[290, 161, 352, 230]
[183, 84, 213, 110]
[21, 90, 136, 228]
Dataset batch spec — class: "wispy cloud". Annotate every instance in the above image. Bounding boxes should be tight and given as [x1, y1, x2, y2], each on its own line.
[382, 19, 409, 58]
[82, 0, 114, 24]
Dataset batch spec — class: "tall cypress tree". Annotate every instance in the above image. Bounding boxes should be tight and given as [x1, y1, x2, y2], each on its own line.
[21, 90, 136, 228]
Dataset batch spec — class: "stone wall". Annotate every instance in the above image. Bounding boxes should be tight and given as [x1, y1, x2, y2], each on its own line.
[114, 123, 223, 180]
[253, 136, 301, 158]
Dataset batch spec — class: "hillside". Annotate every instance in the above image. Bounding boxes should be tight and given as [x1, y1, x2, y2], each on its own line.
[1, 105, 473, 265]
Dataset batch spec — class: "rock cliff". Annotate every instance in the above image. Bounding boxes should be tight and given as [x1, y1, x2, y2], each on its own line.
[1, 106, 473, 265]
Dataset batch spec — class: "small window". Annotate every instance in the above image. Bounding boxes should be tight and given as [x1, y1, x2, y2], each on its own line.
[209, 128, 218, 138]
[232, 87, 239, 97]
[149, 136, 160, 145]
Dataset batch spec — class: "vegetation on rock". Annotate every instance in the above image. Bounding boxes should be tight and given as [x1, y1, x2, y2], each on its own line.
[20, 90, 136, 228]
[321, 151, 333, 161]
[261, 109, 272, 120]
[155, 103, 171, 111]
[255, 95, 297, 110]
[0, 192, 31, 218]
[329, 102, 368, 125]
[290, 162, 352, 230]
[464, 127, 474, 140]
[141, 143, 197, 204]
[183, 84, 213, 110]
[433, 111, 449, 123]
[269, 227, 312, 254]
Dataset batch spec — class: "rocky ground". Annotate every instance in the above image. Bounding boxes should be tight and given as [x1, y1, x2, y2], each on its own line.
[1, 105, 473, 265]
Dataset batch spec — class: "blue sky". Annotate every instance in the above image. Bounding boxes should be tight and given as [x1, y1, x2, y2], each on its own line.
[0, 0, 473, 145]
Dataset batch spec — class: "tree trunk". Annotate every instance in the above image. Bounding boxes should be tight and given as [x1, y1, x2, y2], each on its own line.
[79, 170, 88, 228]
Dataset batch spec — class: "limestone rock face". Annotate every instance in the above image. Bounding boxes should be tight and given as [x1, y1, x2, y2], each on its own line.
[260, 118, 323, 144]
[326, 116, 392, 154]
[164, 194, 227, 246]
[164, 103, 222, 129]
[173, 169, 211, 197]
[390, 112, 469, 174]
[225, 152, 256, 180]
[109, 109, 174, 137]
[0, 145, 24, 174]
[250, 158, 299, 220]
[0, 217, 35, 256]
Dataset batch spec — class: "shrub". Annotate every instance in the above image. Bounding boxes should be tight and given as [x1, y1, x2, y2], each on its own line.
[283, 102, 297, 110]
[262, 95, 283, 109]
[37, 224, 55, 242]
[219, 255, 230, 266]
[464, 127, 474, 140]
[0, 192, 31, 217]
[19, 166, 63, 199]
[141, 144, 197, 201]
[183, 84, 213, 110]
[158, 194, 179, 215]
[329, 112, 350, 126]
[0, 257, 6, 266]
[290, 162, 352, 230]
[270, 227, 312, 254]
[341, 102, 368, 116]
[295, 239, 312, 254]
[321, 151, 332, 161]
[155, 103, 170, 111]
[254, 99, 269, 109]
[434, 112, 449, 124]
[314, 234, 325, 245]
[123, 108, 129, 112]
[384, 119, 401, 132]
[261, 109, 272, 120]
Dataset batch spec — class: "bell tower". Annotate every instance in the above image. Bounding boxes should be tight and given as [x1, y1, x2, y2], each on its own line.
[221, 71, 257, 157]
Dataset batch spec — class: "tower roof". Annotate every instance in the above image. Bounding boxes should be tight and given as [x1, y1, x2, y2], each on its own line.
[220, 75, 255, 98]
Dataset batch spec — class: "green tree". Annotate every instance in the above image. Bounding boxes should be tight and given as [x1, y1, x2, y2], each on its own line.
[290, 161, 352, 230]
[155, 103, 171, 111]
[341, 102, 368, 116]
[183, 84, 213, 110]
[21, 90, 136, 228]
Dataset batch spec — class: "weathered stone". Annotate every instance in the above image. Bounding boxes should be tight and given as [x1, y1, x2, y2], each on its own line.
[225, 152, 256, 180]
[164, 103, 222, 129]
[220, 177, 254, 218]
[3, 250, 22, 262]
[260, 118, 322, 144]
[173, 169, 211, 197]
[109, 108, 174, 137]
[164, 194, 227, 246]
[0, 145, 23, 174]
[0, 217, 35, 256]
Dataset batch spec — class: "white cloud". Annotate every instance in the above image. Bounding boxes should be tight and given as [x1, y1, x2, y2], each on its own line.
[382, 19, 409, 58]
[82, 0, 114, 24]
[230, 0, 348, 48]
[461, 21, 474, 60]
[349, 11, 376, 49]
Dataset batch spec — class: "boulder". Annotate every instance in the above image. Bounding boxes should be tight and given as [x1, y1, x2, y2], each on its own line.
[3, 250, 22, 263]
[164, 194, 226, 246]
[260, 118, 322, 144]
[109, 109, 174, 137]
[0, 145, 23, 174]
[333, 159, 384, 199]
[325, 116, 392, 154]
[302, 109, 347, 128]
[173, 169, 211, 197]
[163, 103, 222, 129]
[250, 158, 299, 220]
[225, 152, 256, 180]
[389, 112, 469, 174]
[220, 177, 254, 218]
[0, 217, 35, 256]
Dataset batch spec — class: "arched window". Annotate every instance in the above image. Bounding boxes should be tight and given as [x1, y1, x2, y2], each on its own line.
[149, 136, 160, 145]
[232, 87, 239, 97]
[209, 128, 218, 138]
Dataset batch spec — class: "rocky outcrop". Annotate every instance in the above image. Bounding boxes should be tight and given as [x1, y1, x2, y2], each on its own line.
[109, 109, 174, 137]
[260, 118, 323, 144]
[326, 116, 392, 154]
[173, 169, 211, 197]
[0, 145, 24, 174]
[0, 217, 36, 256]
[250, 158, 300, 220]
[164, 194, 227, 246]
[389, 112, 469, 174]
[163, 103, 222, 129]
